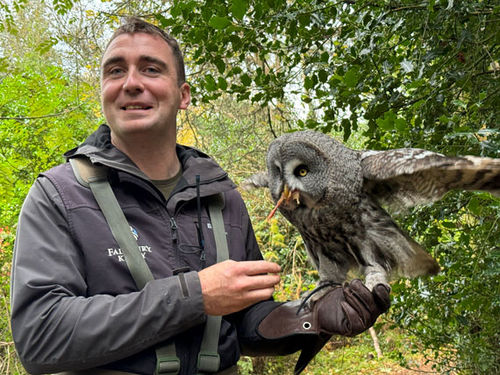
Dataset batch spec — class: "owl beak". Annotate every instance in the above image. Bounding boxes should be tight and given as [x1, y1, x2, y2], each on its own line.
[266, 185, 301, 221]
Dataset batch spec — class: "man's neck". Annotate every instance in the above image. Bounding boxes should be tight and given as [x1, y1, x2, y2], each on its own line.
[111, 132, 181, 180]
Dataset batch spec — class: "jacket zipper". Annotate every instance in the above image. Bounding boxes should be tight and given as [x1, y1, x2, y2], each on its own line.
[169, 216, 184, 271]
[170, 217, 178, 243]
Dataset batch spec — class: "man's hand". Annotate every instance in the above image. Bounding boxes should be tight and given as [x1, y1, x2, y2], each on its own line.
[198, 260, 281, 316]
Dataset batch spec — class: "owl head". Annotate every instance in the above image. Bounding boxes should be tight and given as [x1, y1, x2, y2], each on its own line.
[243, 131, 363, 212]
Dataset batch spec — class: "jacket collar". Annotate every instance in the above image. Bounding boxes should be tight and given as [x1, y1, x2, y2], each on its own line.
[65, 124, 236, 211]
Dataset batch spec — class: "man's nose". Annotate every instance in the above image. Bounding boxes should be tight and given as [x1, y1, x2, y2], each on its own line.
[122, 68, 144, 93]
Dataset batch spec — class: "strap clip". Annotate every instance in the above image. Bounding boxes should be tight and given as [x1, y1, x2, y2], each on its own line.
[197, 351, 220, 373]
[156, 355, 180, 374]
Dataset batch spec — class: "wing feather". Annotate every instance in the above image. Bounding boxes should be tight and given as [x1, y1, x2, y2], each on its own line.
[361, 149, 500, 210]
[241, 172, 270, 190]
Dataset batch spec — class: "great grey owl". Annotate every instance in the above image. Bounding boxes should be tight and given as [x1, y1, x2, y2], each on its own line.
[244, 130, 500, 291]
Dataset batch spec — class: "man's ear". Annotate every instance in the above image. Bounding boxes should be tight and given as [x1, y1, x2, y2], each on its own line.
[179, 82, 191, 110]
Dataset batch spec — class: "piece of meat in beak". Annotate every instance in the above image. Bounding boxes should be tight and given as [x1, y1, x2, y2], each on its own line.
[266, 185, 301, 221]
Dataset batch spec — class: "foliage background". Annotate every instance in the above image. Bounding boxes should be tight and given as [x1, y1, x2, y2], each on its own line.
[0, 0, 499, 374]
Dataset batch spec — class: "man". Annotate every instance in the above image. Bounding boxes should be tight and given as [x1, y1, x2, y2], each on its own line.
[10, 17, 390, 375]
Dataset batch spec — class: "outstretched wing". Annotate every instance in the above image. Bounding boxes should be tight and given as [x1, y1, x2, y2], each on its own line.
[361, 148, 500, 210]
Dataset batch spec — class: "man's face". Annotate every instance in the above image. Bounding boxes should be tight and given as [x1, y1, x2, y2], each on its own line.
[100, 32, 190, 139]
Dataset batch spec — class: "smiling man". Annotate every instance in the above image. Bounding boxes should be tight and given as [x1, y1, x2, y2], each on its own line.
[10, 17, 390, 375]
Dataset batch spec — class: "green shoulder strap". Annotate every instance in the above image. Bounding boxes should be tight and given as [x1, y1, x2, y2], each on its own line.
[70, 157, 228, 374]
[197, 194, 228, 374]
[70, 157, 179, 374]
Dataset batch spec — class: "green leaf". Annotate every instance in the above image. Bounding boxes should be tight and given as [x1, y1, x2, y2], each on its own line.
[231, 0, 247, 20]
[304, 76, 314, 90]
[170, 4, 182, 18]
[217, 77, 228, 90]
[376, 111, 396, 130]
[318, 69, 328, 83]
[240, 73, 252, 86]
[441, 221, 456, 229]
[344, 69, 359, 88]
[452, 99, 467, 109]
[204, 74, 217, 91]
[208, 16, 231, 30]
[439, 114, 450, 124]
[320, 52, 330, 63]
[214, 57, 226, 74]
[341, 118, 351, 141]
[467, 196, 483, 216]
[394, 118, 407, 131]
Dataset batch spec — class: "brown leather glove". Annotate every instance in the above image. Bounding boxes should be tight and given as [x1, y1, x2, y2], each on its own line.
[258, 279, 390, 374]
[259, 279, 390, 338]
[317, 279, 391, 336]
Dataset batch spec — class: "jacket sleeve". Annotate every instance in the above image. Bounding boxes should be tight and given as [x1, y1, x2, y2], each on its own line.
[10, 177, 207, 374]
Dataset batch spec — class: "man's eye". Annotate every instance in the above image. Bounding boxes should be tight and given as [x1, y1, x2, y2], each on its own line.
[144, 67, 160, 74]
[108, 67, 124, 76]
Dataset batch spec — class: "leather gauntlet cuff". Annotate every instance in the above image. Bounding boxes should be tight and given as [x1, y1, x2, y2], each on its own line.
[258, 299, 320, 339]
[256, 298, 330, 375]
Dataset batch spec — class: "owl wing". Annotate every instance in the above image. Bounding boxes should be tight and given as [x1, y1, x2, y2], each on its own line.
[360, 148, 500, 210]
[241, 172, 269, 190]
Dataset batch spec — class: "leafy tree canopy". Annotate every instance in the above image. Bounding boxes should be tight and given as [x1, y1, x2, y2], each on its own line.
[156, 0, 499, 152]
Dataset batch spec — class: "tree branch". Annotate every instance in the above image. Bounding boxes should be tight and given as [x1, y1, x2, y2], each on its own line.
[0, 105, 83, 121]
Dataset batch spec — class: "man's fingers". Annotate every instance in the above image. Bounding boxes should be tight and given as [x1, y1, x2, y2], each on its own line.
[347, 279, 373, 301]
[313, 279, 391, 337]
[246, 287, 276, 302]
[245, 273, 281, 290]
[343, 287, 373, 327]
[344, 280, 374, 309]
[372, 284, 391, 312]
[237, 260, 281, 275]
[340, 301, 364, 336]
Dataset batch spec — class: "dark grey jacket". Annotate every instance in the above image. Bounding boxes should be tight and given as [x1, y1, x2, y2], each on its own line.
[11, 125, 303, 375]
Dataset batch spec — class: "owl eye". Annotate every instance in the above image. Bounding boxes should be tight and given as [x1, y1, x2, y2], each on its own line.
[294, 165, 309, 177]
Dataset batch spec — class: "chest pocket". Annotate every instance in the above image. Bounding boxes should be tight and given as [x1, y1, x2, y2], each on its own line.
[175, 197, 228, 271]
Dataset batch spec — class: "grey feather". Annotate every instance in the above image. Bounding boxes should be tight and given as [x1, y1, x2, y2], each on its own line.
[240, 172, 269, 189]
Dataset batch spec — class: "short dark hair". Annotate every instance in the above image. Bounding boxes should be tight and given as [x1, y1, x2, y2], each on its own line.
[104, 17, 186, 85]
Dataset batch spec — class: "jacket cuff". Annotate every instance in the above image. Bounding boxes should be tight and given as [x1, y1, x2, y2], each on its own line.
[177, 270, 203, 300]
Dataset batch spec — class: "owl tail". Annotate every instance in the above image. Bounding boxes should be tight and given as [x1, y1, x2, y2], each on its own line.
[399, 233, 440, 278]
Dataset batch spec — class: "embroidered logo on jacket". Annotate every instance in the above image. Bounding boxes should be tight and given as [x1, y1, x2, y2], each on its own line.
[130, 226, 139, 240]
[107, 226, 152, 262]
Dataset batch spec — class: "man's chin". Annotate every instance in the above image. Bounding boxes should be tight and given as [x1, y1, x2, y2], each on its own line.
[109, 118, 156, 133]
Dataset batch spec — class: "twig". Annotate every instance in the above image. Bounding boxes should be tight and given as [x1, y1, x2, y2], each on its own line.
[0, 104, 83, 121]
[369, 326, 383, 358]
